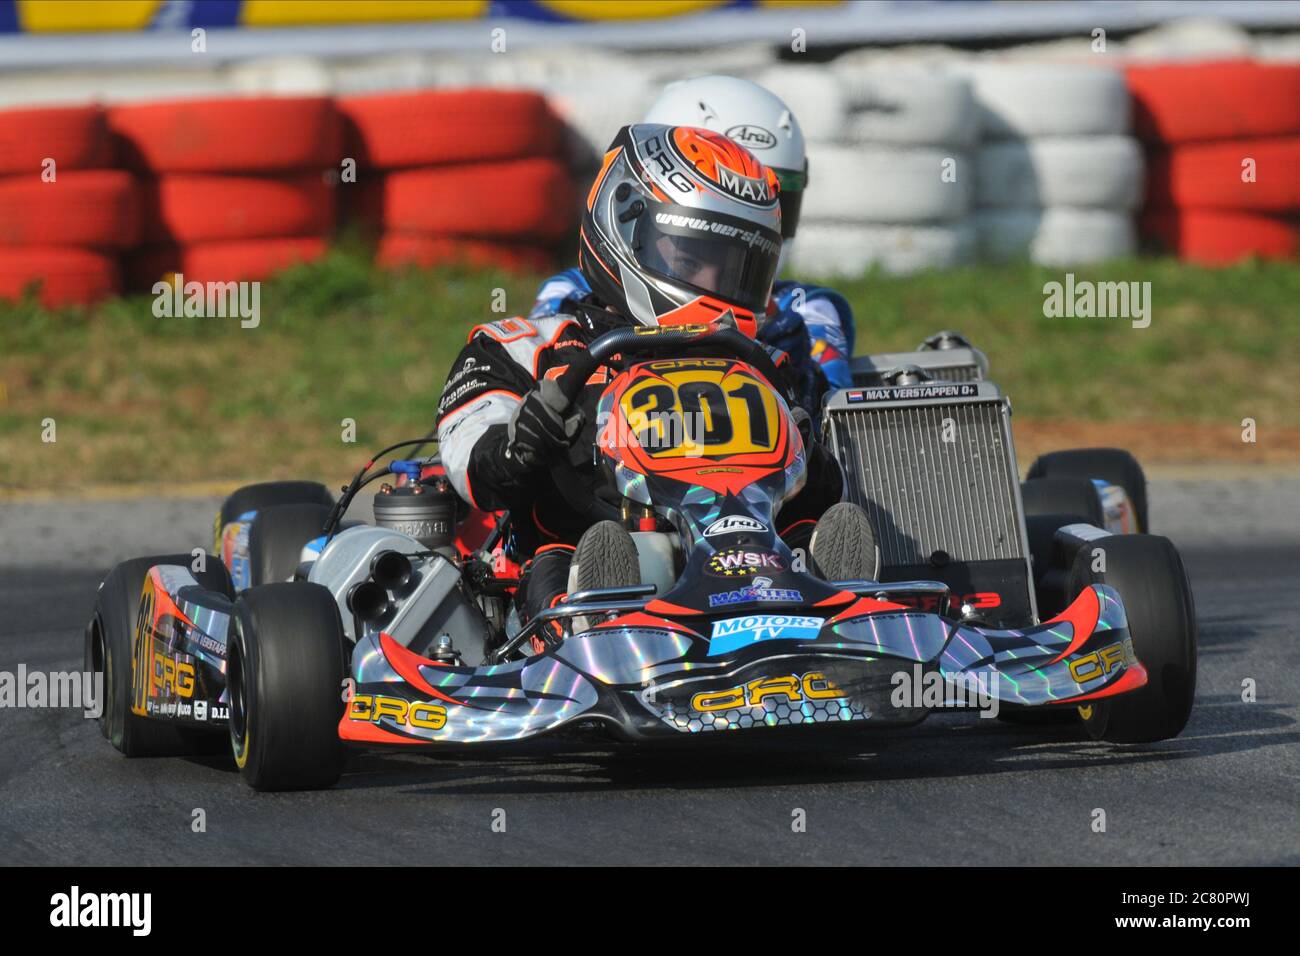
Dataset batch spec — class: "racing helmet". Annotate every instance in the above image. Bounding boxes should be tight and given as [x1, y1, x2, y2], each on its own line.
[644, 75, 808, 246]
[579, 123, 783, 338]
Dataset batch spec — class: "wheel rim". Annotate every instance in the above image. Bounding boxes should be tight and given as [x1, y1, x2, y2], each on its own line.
[92, 623, 108, 734]
[228, 622, 250, 764]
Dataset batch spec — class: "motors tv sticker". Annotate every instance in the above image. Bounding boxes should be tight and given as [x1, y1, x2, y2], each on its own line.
[708, 614, 823, 656]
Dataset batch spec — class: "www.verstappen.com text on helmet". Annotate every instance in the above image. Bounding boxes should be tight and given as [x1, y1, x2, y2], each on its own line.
[578, 123, 784, 338]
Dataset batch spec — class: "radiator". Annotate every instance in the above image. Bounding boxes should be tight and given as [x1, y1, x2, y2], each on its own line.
[823, 382, 1036, 625]
[850, 345, 988, 387]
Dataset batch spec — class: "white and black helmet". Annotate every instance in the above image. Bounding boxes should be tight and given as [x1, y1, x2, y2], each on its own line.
[579, 123, 783, 338]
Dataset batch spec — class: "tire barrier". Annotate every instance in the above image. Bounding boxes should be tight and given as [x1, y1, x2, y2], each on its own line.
[4, 53, 1300, 304]
[107, 96, 342, 174]
[0, 246, 119, 308]
[961, 62, 1142, 266]
[0, 105, 124, 304]
[1128, 61, 1300, 264]
[341, 90, 574, 273]
[338, 89, 563, 169]
[127, 236, 329, 287]
[975, 207, 1137, 267]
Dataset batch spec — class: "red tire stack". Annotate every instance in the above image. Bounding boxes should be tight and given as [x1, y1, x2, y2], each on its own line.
[337, 90, 574, 274]
[1128, 61, 1300, 264]
[109, 96, 342, 288]
[0, 105, 135, 306]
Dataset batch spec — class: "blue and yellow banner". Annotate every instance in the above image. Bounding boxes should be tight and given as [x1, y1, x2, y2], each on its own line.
[0, 0, 840, 32]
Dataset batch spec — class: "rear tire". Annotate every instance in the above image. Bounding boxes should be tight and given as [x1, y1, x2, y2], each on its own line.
[214, 480, 334, 550]
[810, 502, 881, 581]
[227, 582, 347, 791]
[1069, 534, 1197, 742]
[247, 502, 332, 586]
[1027, 447, 1148, 532]
[1020, 476, 1105, 527]
[90, 554, 232, 757]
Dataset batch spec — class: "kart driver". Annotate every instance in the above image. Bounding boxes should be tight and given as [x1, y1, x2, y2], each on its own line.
[530, 75, 857, 415]
[435, 124, 843, 638]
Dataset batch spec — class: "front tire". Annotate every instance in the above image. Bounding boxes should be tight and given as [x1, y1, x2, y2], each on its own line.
[1069, 534, 1197, 742]
[90, 554, 232, 757]
[227, 582, 347, 791]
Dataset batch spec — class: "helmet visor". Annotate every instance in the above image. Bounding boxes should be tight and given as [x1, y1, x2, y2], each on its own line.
[632, 205, 782, 313]
[773, 165, 806, 239]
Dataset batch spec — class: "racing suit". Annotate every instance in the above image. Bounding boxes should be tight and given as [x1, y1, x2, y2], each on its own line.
[436, 302, 845, 625]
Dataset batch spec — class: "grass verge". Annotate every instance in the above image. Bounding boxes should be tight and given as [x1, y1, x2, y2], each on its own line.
[1, 248, 1297, 490]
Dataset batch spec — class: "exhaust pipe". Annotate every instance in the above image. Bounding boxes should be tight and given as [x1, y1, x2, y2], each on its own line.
[369, 550, 412, 590]
[347, 580, 391, 623]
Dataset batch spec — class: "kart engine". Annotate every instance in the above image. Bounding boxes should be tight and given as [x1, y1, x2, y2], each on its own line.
[373, 477, 457, 559]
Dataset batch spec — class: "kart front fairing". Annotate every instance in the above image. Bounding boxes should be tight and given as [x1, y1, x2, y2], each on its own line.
[340, 581, 1144, 744]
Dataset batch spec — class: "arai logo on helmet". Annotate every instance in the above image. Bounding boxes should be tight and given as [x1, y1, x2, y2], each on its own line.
[704, 515, 767, 537]
[726, 124, 777, 150]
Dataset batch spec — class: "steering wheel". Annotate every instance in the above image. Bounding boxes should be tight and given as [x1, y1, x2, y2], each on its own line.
[547, 322, 795, 524]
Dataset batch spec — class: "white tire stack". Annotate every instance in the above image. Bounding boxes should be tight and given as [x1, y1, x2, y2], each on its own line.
[960, 61, 1142, 266]
[774, 61, 977, 277]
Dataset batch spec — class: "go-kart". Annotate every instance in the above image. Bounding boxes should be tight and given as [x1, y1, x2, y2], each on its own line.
[86, 323, 1196, 791]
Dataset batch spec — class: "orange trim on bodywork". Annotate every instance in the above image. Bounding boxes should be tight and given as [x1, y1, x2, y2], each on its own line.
[379, 632, 464, 705]
[594, 610, 701, 637]
[338, 714, 426, 745]
[814, 590, 858, 608]
[644, 599, 702, 616]
[1045, 585, 1103, 665]
[1065, 663, 1149, 702]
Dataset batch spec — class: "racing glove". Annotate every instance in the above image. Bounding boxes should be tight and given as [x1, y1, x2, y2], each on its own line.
[503, 379, 584, 476]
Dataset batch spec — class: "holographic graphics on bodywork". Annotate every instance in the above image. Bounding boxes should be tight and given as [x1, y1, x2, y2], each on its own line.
[337, 583, 1143, 743]
[341, 625, 704, 744]
[131, 564, 233, 725]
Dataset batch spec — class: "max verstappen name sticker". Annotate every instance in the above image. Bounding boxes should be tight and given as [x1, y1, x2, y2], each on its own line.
[846, 384, 979, 402]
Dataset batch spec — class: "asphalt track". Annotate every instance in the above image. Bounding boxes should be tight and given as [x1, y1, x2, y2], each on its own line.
[1, 478, 1297, 866]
